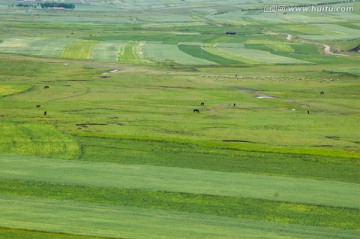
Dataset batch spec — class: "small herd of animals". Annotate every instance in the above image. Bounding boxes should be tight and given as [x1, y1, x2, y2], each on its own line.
[36, 85, 49, 116]
[193, 92, 325, 114]
[37, 84, 325, 116]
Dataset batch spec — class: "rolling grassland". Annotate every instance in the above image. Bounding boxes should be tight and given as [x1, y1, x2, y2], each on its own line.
[0, 0, 359, 238]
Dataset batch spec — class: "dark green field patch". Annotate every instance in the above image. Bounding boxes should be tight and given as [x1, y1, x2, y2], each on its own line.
[78, 137, 360, 183]
[178, 44, 243, 65]
[1, 180, 359, 230]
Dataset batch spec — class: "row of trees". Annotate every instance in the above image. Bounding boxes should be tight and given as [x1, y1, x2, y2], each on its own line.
[40, 2, 75, 9]
[11, 2, 75, 10]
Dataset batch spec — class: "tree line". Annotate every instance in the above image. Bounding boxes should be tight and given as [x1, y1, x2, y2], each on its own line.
[40, 2, 75, 9]
[11, 2, 75, 10]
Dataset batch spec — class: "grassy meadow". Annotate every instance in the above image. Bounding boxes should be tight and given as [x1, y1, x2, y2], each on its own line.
[0, 0, 359, 238]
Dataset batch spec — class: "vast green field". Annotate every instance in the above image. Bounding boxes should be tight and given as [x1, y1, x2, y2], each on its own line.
[0, 0, 359, 238]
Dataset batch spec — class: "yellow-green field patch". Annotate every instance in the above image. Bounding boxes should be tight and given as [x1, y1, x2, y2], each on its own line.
[0, 122, 79, 159]
[0, 85, 31, 97]
[61, 40, 98, 60]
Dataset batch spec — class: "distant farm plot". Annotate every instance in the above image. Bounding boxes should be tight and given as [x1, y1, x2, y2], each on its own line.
[143, 42, 215, 65]
[300, 24, 360, 40]
[178, 43, 238, 65]
[217, 44, 310, 64]
[244, 40, 294, 52]
[60, 40, 98, 60]
[91, 41, 122, 62]
[118, 41, 151, 64]
[0, 37, 75, 57]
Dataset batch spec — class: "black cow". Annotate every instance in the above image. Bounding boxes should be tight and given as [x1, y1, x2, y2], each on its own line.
[44, 111, 47, 116]
[193, 109, 200, 113]
[36, 105, 41, 108]
[320, 91, 324, 95]
[44, 86, 49, 89]
[201, 102, 205, 106]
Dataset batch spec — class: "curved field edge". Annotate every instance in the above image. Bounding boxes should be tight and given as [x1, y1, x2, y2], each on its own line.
[1, 179, 359, 230]
[142, 42, 216, 65]
[1, 155, 359, 209]
[0, 195, 359, 239]
[0, 227, 112, 239]
[0, 85, 32, 97]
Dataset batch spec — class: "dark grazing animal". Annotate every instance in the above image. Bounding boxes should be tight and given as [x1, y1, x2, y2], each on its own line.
[36, 105, 41, 108]
[44, 111, 47, 116]
[44, 86, 49, 89]
[320, 91, 324, 95]
[193, 109, 200, 113]
[201, 102, 205, 106]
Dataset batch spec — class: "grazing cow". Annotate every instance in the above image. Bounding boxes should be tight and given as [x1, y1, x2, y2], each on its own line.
[44, 111, 47, 116]
[307, 110, 310, 114]
[201, 102, 205, 106]
[44, 86, 49, 89]
[233, 103, 236, 107]
[320, 91, 324, 95]
[36, 105, 41, 108]
[193, 109, 200, 113]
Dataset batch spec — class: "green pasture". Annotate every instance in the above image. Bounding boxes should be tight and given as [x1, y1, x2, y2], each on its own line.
[0, 194, 359, 239]
[2, 179, 359, 230]
[0, 196, 359, 238]
[1, 155, 359, 209]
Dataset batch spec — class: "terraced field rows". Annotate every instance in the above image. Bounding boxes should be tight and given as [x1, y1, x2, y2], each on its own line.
[0, 37, 316, 65]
